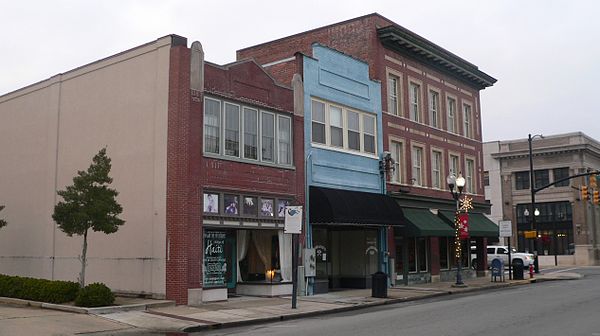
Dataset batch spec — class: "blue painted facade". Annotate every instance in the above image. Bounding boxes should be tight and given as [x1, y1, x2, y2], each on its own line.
[302, 44, 387, 293]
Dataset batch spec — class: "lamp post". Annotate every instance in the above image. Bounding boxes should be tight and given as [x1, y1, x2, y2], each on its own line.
[447, 172, 466, 286]
[528, 133, 543, 273]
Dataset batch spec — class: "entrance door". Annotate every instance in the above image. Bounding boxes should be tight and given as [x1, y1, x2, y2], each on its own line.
[225, 231, 237, 291]
[313, 228, 330, 293]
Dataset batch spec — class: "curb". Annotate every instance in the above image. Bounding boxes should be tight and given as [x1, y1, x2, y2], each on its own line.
[0, 296, 175, 314]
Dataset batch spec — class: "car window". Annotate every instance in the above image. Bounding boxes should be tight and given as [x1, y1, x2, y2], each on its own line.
[498, 248, 507, 254]
[487, 248, 495, 254]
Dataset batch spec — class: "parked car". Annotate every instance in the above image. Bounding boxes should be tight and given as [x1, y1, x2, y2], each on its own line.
[471, 245, 535, 269]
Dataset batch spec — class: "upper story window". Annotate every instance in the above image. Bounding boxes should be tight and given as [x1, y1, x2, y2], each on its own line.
[388, 74, 400, 116]
[431, 150, 442, 189]
[553, 167, 570, 187]
[409, 82, 421, 122]
[465, 158, 475, 193]
[412, 146, 424, 186]
[429, 90, 440, 128]
[311, 98, 377, 156]
[515, 171, 530, 190]
[483, 171, 490, 186]
[204, 97, 293, 166]
[463, 104, 472, 138]
[447, 97, 457, 133]
[391, 140, 404, 184]
[534, 169, 550, 189]
[449, 154, 459, 176]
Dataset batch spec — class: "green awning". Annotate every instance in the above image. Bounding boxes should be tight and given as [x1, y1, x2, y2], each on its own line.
[402, 208, 455, 237]
[438, 211, 499, 237]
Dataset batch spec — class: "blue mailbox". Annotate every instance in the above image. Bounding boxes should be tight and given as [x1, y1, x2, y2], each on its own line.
[491, 258, 504, 282]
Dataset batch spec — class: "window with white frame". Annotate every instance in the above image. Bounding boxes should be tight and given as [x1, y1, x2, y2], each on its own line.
[204, 98, 221, 154]
[447, 97, 456, 133]
[388, 74, 400, 116]
[203, 96, 292, 166]
[278, 115, 292, 165]
[412, 146, 423, 186]
[429, 90, 439, 128]
[312, 100, 326, 144]
[311, 99, 377, 155]
[431, 150, 442, 189]
[224, 103, 240, 157]
[463, 104, 472, 138]
[261, 112, 275, 162]
[243, 107, 258, 160]
[466, 158, 475, 193]
[391, 140, 403, 183]
[330, 105, 343, 147]
[409, 82, 421, 122]
[449, 154, 459, 176]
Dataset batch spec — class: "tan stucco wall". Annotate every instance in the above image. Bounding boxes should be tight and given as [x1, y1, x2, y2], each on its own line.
[0, 36, 173, 297]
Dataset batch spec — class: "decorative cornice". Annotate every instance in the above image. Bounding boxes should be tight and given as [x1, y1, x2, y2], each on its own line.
[377, 25, 496, 90]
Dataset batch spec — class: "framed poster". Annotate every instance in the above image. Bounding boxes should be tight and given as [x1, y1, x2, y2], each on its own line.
[203, 193, 219, 214]
[203, 231, 227, 288]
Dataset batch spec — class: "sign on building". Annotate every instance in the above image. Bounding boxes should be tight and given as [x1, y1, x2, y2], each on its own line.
[284, 206, 303, 234]
[203, 231, 227, 287]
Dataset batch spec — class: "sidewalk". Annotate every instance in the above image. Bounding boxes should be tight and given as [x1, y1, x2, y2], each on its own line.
[0, 271, 581, 335]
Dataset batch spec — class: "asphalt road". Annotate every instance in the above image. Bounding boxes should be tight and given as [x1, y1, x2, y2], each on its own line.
[196, 267, 600, 336]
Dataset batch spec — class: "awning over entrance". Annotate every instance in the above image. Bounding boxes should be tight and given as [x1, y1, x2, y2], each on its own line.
[438, 211, 499, 237]
[309, 186, 404, 226]
[402, 208, 455, 237]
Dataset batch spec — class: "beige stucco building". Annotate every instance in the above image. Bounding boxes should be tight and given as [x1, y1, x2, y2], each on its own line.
[0, 36, 175, 297]
[484, 132, 600, 266]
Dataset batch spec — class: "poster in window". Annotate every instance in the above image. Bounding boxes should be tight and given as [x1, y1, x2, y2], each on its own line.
[203, 231, 227, 288]
[261, 199, 274, 217]
[277, 200, 290, 218]
[203, 193, 219, 214]
[243, 196, 257, 216]
[224, 194, 239, 215]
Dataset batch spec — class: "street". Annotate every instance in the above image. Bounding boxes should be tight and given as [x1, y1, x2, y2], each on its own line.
[195, 267, 600, 336]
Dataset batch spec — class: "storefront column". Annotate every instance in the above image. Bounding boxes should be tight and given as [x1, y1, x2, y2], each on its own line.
[429, 237, 441, 282]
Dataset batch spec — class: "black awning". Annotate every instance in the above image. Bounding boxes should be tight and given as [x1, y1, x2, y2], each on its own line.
[309, 186, 404, 226]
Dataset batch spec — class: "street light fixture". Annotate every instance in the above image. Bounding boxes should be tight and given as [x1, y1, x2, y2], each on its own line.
[528, 133, 544, 273]
[447, 172, 466, 286]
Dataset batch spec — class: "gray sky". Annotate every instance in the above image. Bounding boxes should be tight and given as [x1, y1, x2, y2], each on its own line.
[2, 0, 598, 141]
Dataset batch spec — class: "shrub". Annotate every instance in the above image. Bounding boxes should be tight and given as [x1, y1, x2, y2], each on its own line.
[75, 283, 115, 307]
[0, 274, 79, 304]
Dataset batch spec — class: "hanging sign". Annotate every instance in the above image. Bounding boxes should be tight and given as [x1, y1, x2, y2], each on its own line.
[284, 206, 303, 234]
[203, 231, 226, 288]
[458, 213, 469, 239]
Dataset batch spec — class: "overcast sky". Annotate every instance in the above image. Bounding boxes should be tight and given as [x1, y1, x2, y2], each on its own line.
[2, 0, 598, 141]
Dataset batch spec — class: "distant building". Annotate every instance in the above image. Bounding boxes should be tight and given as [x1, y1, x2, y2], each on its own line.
[484, 132, 600, 266]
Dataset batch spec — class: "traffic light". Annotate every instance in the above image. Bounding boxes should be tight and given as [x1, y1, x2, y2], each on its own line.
[591, 174, 598, 189]
[594, 190, 599, 205]
[581, 185, 589, 201]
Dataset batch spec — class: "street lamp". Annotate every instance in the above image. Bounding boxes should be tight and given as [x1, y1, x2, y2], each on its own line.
[447, 172, 466, 286]
[528, 133, 544, 273]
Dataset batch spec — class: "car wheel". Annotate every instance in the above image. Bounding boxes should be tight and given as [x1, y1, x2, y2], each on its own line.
[471, 259, 478, 270]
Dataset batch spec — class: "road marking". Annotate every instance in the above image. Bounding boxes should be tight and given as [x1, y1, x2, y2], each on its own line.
[546, 267, 579, 274]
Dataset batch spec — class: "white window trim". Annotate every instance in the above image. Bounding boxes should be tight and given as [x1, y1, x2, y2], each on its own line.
[277, 115, 293, 165]
[242, 106, 259, 161]
[446, 94, 458, 134]
[389, 138, 405, 185]
[386, 68, 403, 116]
[223, 102, 241, 158]
[448, 152, 461, 178]
[260, 110, 276, 163]
[428, 86, 441, 129]
[408, 77, 423, 123]
[431, 148, 444, 190]
[411, 144, 425, 187]
[204, 97, 222, 155]
[465, 156, 476, 194]
[311, 98, 378, 158]
[463, 102, 473, 138]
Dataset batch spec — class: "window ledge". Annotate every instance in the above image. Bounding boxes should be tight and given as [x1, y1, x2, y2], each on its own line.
[203, 152, 296, 171]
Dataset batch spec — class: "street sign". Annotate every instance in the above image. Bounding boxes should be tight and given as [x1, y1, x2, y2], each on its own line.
[499, 220, 512, 238]
[524, 230, 537, 239]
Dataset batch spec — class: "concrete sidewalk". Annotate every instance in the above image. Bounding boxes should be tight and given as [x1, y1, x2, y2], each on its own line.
[0, 271, 581, 335]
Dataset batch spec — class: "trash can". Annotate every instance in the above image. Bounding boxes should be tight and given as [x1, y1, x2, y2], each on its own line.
[513, 262, 524, 280]
[371, 272, 388, 298]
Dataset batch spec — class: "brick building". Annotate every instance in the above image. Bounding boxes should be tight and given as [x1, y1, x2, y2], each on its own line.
[0, 36, 304, 305]
[239, 13, 498, 285]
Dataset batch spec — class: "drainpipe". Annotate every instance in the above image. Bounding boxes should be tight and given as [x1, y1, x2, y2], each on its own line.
[305, 151, 313, 295]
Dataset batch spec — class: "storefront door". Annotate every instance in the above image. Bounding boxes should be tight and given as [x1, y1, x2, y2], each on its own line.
[225, 231, 237, 291]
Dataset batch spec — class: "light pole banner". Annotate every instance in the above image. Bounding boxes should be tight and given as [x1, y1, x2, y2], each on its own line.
[284, 206, 303, 234]
[458, 213, 469, 239]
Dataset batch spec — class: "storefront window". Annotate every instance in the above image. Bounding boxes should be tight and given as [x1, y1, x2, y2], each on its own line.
[260, 198, 274, 217]
[243, 196, 257, 216]
[439, 237, 449, 270]
[203, 193, 219, 214]
[418, 238, 428, 272]
[224, 194, 239, 215]
[237, 229, 291, 283]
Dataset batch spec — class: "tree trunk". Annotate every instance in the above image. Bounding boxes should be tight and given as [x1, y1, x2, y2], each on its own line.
[79, 229, 88, 288]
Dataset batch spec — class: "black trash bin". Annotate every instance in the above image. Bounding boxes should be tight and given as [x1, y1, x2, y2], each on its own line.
[513, 262, 524, 280]
[371, 272, 388, 298]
